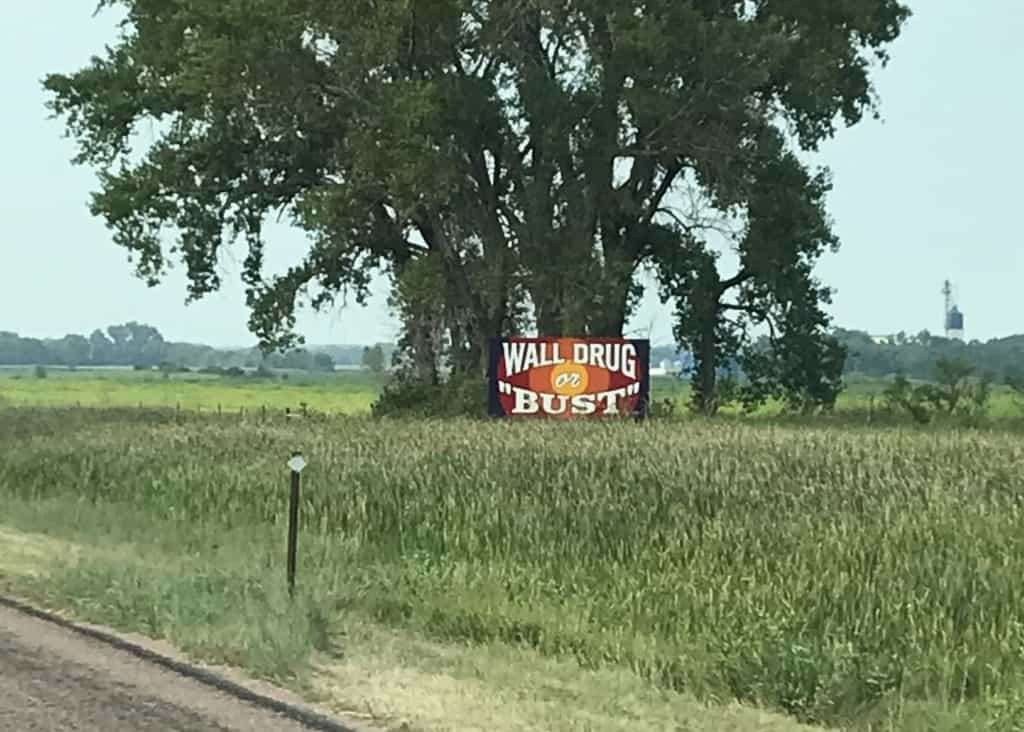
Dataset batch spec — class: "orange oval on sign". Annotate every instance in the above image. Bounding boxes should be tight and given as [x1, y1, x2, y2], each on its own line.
[550, 361, 589, 396]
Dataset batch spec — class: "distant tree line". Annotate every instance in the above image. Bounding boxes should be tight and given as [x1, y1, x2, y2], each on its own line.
[834, 329, 1024, 383]
[647, 330, 1024, 387]
[6, 322, 1021, 386]
[0, 323, 355, 372]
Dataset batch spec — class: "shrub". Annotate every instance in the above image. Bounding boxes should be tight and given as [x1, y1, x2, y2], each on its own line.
[883, 358, 992, 426]
[372, 374, 488, 418]
[882, 373, 930, 424]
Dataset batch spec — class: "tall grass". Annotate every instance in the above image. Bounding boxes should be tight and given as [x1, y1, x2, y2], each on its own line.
[2, 408, 1024, 728]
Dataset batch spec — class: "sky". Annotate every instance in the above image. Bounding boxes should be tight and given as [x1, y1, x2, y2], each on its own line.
[1, 2, 1021, 348]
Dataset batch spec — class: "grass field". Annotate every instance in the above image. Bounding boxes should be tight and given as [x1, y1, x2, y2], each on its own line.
[2, 367, 1021, 422]
[3, 402, 1024, 730]
[0, 366, 386, 414]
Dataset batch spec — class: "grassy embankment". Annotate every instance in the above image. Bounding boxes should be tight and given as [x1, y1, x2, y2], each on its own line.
[3, 403, 1024, 730]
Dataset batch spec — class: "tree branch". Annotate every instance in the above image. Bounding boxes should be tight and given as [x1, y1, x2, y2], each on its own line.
[721, 301, 779, 344]
[719, 268, 753, 293]
[643, 163, 682, 224]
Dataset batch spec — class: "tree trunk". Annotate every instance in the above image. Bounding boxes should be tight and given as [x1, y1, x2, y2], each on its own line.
[476, 304, 507, 379]
[689, 283, 722, 416]
[406, 313, 440, 386]
[533, 292, 562, 336]
[530, 260, 635, 338]
[695, 323, 718, 415]
[589, 270, 632, 337]
[586, 226, 642, 338]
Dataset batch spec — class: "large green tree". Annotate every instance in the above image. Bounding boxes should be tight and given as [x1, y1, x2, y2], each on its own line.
[654, 129, 849, 413]
[45, 0, 910, 385]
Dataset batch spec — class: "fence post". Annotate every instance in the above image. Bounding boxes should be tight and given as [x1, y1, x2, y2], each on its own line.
[286, 451, 306, 597]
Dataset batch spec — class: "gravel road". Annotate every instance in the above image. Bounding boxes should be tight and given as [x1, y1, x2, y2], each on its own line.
[0, 602, 364, 731]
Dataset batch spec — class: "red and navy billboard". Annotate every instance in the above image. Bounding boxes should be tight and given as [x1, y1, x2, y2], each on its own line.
[488, 337, 650, 418]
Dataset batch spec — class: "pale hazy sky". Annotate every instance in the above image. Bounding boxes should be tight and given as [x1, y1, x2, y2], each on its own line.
[2, 2, 1021, 347]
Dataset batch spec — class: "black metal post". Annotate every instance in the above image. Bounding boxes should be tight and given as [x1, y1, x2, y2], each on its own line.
[286, 452, 301, 597]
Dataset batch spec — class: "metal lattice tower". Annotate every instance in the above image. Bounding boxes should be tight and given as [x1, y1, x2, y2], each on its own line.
[942, 280, 964, 340]
[942, 280, 953, 335]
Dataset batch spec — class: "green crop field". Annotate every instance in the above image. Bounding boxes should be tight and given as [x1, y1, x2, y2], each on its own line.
[3, 404, 1024, 730]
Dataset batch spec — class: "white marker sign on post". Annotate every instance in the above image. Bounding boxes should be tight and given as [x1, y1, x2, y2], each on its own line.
[287, 454, 307, 473]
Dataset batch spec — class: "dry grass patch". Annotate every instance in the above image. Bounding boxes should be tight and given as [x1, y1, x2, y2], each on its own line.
[311, 620, 826, 732]
[0, 525, 81, 578]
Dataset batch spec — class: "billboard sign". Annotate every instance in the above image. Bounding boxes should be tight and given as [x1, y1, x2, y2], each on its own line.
[488, 337, 650, 418]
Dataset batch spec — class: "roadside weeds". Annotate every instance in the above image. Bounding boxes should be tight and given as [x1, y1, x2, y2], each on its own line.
[0, 522, 823, 732]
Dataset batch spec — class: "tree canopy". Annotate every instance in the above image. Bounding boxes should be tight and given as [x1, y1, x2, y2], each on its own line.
[45, 0, 911, 408]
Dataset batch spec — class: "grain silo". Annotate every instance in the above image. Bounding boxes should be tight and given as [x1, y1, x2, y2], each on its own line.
[942, 280, 965, 340]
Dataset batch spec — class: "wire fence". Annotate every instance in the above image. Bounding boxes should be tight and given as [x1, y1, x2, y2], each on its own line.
[0, 401, 350, 421]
